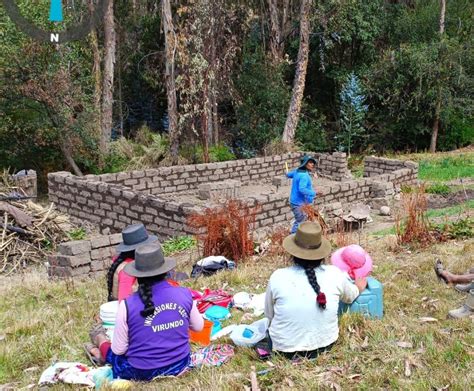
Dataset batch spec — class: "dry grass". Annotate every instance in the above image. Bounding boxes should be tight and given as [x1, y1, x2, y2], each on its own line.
[1, 237, 473, 390]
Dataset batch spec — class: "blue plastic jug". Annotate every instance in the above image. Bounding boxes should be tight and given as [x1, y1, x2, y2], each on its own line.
[339, 277, 383, 319]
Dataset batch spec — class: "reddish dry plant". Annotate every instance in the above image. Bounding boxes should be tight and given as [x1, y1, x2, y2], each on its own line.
[300, 204, 328, 234]
[395, 185, 435, 247]
[268, 226, 291, 257]
[187, 199, 259, 262]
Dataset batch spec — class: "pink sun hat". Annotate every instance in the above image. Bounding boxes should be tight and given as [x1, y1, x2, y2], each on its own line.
[331, 244, 373, 280]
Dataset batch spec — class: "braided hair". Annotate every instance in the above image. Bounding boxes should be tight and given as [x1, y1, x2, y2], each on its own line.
[106, 250, 135, 301]
[293, 256, 327, 310]
[137, 274, 167, 318]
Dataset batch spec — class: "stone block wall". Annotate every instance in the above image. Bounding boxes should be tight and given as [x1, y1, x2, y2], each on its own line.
[364, 156, 418, 178]
[47, 233, 122, 278]
[48, 153, 418, 241]
[91, 152, 305, 195]
[87, 151, 351, 196]
[48, 172, 196, 240]
[11, 170, 37, 198]
[316, 152, 352, 181]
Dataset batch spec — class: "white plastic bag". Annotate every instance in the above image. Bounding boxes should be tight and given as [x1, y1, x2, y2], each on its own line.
[230, 318, 269, 347]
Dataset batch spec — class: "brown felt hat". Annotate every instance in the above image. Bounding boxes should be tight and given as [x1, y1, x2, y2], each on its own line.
[282, 222, 332, 260]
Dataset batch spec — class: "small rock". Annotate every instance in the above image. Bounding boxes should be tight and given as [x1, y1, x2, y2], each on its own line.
[380, 206, 391, 216]
[394, 194, 401, 201]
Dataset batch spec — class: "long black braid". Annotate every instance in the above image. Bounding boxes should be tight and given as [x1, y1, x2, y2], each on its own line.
[137, 274, 167, 318]
[106, 250, 135, 301]
[293, 256, 327, 310]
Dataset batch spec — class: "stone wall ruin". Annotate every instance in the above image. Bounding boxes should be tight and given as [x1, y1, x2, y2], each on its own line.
[48, 152, 418, 241]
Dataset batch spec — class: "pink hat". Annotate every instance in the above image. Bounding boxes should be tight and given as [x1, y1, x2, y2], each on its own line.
[331, 244, 373, 280]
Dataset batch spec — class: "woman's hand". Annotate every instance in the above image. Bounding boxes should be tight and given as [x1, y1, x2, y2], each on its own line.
[355, 277, 368, 293]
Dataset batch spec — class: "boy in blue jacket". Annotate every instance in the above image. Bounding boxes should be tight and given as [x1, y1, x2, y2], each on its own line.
[287, 155, 317, 233]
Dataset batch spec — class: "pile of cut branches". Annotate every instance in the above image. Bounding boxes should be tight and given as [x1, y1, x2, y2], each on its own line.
[1, 172, 73, 274]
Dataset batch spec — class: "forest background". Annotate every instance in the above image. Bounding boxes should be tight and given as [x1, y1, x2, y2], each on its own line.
[1, 0, 473, 188]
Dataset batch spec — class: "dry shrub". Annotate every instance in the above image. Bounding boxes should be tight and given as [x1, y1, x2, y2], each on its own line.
[187, 199, 259, 262]
[333, 218, 353, 247]
[267, 226, 290, 257]
[395, 185, 435, 247]
[300, 204, 328, 234]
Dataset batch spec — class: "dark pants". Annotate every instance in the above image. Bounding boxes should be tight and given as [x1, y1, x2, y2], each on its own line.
[277, 343, 334, 360]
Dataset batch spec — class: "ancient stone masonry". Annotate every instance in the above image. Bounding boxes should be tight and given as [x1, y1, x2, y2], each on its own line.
[48, 152, 418, 241]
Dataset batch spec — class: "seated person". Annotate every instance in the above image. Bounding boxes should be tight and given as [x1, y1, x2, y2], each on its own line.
[87, 243, 204, 380]
[265, 222, 367, 360]
[434, 260, 473, 319]
[107, 223, 158, 302]
[331, 244, 373, 280]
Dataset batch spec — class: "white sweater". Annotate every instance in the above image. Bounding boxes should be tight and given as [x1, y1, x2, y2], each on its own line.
[264, 264, 359, 352]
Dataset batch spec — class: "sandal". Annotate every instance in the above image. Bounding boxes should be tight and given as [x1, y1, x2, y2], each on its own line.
[434, 259, 448, 284]
[83, 343, 104, 367]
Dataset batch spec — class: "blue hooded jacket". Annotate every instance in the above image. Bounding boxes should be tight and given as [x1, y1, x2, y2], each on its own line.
[287, 169, 316, 205]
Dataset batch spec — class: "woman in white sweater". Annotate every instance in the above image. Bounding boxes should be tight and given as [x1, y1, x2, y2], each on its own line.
[265, 222, 367, 359]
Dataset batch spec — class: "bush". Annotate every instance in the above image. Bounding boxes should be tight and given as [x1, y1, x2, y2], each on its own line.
[187, 199, 259, 262]
[180, 144, 235, 164]
[425, 183, 450, 195]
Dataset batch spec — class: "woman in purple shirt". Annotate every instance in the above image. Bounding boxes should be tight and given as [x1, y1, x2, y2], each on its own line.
[87, 243, 204, 380]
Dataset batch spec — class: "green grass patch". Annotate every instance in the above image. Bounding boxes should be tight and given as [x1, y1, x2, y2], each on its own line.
[418, 154, 474, 181]
[425, 183, 451, 195]
[425, 199, 474, 219]
[162, 236, 196, 255]
[67, 227, 87, 241]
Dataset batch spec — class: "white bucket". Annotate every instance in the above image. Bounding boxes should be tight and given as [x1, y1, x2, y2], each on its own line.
[100, 301, 118, 341]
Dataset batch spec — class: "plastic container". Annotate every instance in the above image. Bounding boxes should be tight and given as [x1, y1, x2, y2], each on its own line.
[339, 277, 383, 319]
[211, 320, 222, 336]
[203, 305, 231, 322]
[230, 318, 269, 347]
[189, 319, 213, 346]
[100, 301, 119, 340]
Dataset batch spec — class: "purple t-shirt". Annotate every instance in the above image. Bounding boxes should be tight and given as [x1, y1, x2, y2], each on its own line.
[125, 280, 193, 369]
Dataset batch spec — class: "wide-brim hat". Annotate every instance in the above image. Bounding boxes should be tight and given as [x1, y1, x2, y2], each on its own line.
[282, 221, 332, 260]
[298, 155, 317, 170]
[124, 243, 176, 278]
[116, 223, 158, 252]
[331, 245, 373, 279]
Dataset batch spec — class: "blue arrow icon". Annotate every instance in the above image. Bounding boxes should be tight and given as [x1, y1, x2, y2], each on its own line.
[49, 0, 63, 22]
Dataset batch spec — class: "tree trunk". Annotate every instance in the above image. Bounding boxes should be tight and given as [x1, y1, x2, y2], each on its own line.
[430, 0, 446, 153]
[100, 0, 116, 154]
[88, 1, 101, 131]
[162, 0, 179, 163]
[267, 0, 283, 62]
[282, 0, 311, 144]
[59, 139, 83, 176]
[117, 26, 124, 137]
[212, 92, 219, 145]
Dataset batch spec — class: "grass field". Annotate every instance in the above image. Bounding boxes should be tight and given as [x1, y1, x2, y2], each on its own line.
[1, 234, 473, 390]
[350, 151, 474, 182]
